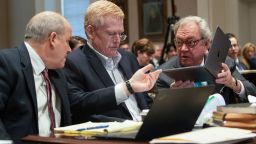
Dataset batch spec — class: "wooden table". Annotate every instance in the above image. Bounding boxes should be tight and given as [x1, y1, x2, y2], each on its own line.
[22, 134, 256, 144]
[22, 135, 148, 144]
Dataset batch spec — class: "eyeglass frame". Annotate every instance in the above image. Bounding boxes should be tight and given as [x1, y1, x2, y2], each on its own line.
[89, 24, 127, 41]
[106, 32, 127, 41]
[174, 38, 205, 49]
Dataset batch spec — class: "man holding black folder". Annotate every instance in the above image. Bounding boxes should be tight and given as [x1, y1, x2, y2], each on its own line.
[157, 16, 256, 104]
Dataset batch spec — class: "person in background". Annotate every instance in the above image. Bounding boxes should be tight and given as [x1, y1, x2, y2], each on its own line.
[241, 42, 256, 70]
[151, 43, 163, 68]
[157, 16, 256, 104]
[0, 11, 73, 143]
[120, 42, 130, 51]
[64, 0, 161, 124]
[249, 55, 256, 69]
[165, 42, 177, 60]
[69, 36, 86, 51]
[131, 38, 155, 67]
[226, 33, 247, 71]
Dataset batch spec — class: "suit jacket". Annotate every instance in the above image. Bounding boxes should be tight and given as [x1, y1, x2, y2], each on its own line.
[157, 56, 256, 104]
[0, 43, 72, 143]
[249, 55, 256, 69]
[64, 44, 150, 124]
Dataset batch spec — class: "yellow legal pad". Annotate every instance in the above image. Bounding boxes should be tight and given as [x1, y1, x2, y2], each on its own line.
[54, 120, 142, 137]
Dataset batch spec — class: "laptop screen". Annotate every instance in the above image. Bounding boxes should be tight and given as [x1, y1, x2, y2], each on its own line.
[136, 85, 215, 140]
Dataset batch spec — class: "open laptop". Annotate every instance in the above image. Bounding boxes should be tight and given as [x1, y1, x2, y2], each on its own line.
[163, 27, 231, 82]
[99, 85, 215, 140]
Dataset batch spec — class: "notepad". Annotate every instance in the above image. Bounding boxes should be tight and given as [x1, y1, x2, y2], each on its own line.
[54, 120, 142, 137]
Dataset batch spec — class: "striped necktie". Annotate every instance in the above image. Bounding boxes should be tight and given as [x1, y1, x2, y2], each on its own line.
[42, 69, 56, 132]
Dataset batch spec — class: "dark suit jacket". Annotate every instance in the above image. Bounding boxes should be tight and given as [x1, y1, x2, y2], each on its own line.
[157, 56, 256, 104]
[249, 55, 256, 69]
[64, 44, 150, 124]
[0, 43, 72, 143]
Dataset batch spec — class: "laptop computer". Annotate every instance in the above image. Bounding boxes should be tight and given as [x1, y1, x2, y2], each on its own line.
[163, 27, 231, 82]
[99, 85, 215, 140]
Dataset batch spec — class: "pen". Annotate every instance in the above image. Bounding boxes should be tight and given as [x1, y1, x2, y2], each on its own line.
[76, 125, 109, 131]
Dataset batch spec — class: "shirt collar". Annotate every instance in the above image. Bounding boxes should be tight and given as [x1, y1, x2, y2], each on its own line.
[200, 58, 205, 66]
[87, 41, 122, 70]
[25, 42, 45, 75]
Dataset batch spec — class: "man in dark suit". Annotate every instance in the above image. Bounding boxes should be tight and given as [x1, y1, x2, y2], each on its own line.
[225, 33, 247, 71]
[157, 16, 256, 104]
[0, 10, 161, 143]
[64, 0, 161, 124]
[0, 11, 73, 143]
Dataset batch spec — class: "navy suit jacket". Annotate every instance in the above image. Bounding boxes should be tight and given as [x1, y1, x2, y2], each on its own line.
[64, 44, 150, 124]
[0, 43, 72, 143]
[157, 56, 256, 104]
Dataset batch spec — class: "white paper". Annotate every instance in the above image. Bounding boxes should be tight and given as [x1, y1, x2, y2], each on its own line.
[150, 127, 256, 144]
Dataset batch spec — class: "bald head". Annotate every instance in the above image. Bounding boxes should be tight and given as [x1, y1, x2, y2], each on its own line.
[24, 11, 71, 43]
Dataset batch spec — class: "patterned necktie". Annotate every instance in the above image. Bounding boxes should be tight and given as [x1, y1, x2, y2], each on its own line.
[42, 69, 56, 132]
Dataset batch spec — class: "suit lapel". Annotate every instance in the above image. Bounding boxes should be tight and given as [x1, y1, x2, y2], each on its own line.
[48, 70, 70, 124]
[83, 45, 114, 87]
[83, 46, 132, 117]
[118, 54, 133, 80]
[49, 70, 65, 102]
[18, 43, 38, 118]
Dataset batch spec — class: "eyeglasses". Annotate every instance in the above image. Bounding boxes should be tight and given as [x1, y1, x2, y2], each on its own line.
[174, 38, 204, 48]
[90, 25, 127, 41]
[107, 32, 127, 41]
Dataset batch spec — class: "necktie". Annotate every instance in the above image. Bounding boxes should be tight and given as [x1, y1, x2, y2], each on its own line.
[42, 69, 56, 132]
[236, 63, 244, 71]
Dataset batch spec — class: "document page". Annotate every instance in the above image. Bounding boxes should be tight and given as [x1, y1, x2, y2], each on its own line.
[54, 120, 142, 136]
[150, 127, 256, 144]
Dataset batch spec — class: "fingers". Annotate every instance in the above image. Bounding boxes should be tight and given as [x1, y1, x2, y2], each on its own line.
[216, 63, 232, 86]
[217, 63, 228, 78]
[146, 69, 162, 88]
[150, 69, 162, 79]
[140, 64, 154, 73]
[129, 65, 161, 93]
[170, 80, 194, 89]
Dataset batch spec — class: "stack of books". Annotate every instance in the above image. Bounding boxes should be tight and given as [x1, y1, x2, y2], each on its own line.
[210, 103, 256, 131]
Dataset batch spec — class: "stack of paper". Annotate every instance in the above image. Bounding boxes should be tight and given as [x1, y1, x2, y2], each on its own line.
[217, 103, 256, 114]
[150, 127, 256, 144]
[54, 120, 142, 137]
[205, 103, 256, 131]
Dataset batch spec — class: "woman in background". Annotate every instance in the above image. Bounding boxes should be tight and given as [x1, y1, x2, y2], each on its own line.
[131, 38, 155, 67]
[241, 42, 256, 69]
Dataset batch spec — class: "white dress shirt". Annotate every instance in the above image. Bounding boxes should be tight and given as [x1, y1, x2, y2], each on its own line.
[87, 42, 142, 121]
[25, 42, 61, 136]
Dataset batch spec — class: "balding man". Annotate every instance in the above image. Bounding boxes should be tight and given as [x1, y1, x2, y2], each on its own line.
[0, 10, 161, 143]
[0, 11, 73, 143]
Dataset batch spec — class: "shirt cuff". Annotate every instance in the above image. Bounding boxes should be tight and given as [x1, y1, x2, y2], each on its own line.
[237, 80, 245, 97]
[115, 83, 129, 105]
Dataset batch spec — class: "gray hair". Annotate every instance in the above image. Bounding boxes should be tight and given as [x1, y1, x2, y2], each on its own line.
[173, 16, 212, 40]
[24, 11, 70, 43]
